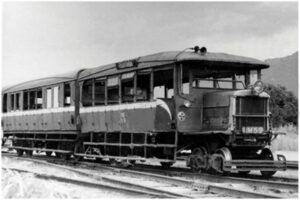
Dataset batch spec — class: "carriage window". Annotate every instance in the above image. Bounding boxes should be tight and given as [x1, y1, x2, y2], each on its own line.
[107, 76, 119, 104]
[95, 79, 105, 105]
[46, 88, 52, 108]
[36, 89, 43, 109]
[153, 68, 174, 99]
[29, 91, 35, 109]
[23, 91, 29, 110]
[2, 94, 7, 113]
[16, 93, 20, 110]
[10, 94, 15, 111]
[82, 80, 93, 107]
[53, 86, 59, 108]
[64, 83, 71, 107]
[121, 72, 134, 103]
[137, 70, 151, 101]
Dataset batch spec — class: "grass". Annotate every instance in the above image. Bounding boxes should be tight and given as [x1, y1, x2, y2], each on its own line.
[271, 125, 298, 151]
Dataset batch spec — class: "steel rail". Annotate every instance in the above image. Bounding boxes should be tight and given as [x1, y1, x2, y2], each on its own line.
[287, 161, 298, 169]
[127, 165, 298, 190]
[1, 152, 292, 198]
[131, 161, 299, 183]
[2, 167, 174, 199]
[74, 160, 287, 198]
[1, 154, 193, 198]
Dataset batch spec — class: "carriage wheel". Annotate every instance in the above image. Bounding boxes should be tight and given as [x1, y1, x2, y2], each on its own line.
[17, 149, 24, 156]
[46, 151, 52, 157]
[25, 150, 33, 157]
[160, 162, 173, 168]
[55, 152, 62, 158]
[189, 146, 208, 172]
[95, 157, 103, 163]
[260, 148, 276, 178]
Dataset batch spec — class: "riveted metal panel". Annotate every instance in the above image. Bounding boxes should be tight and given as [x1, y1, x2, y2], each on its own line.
[43, 113, 51, 130]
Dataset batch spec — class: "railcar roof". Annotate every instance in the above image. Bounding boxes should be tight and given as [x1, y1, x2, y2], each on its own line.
[3, 50, 269, 93]
[3, 71, 78, 93]
[78, 51, 269, 80]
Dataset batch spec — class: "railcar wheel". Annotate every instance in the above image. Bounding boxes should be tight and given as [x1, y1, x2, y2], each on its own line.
[46, 151, 52, 157]
[189, 147, 208, 172]
[26, 150, 33, 157]
[160, 162, 173, 168]
[215, 147, 232, 175]
[17, 149, 24, 156]
[260, 148, 276, 178]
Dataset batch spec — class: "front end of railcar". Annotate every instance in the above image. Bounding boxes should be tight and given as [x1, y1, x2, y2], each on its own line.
[219, 82, 287, 177]
[182, 80, 287, 177]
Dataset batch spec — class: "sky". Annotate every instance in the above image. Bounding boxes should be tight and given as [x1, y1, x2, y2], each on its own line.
[2, 1, 298, 87]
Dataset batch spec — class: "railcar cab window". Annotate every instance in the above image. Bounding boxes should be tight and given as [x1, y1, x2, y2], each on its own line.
[136, 70, 151, 101]
[107, 76, 120, 104]
[121, 72, 135, 103]
[250, 70, 259, 85]
[235, 74, 246, 89]
[153, 68, 174, 99]
[82, 80, 93, 107]
[181, 67, 190, 94]
[193, 77, 214, 88]
[193, 76, 245, 90]
[46, 88, 52, 108]
[64, 83, 71, 107]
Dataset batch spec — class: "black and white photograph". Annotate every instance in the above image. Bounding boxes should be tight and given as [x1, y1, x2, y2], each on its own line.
[1, 1, 298, 199]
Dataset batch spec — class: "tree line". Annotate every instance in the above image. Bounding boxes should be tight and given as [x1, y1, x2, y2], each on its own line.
[264, 83, 298, 128]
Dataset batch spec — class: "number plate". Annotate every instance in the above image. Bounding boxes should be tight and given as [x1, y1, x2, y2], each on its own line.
[242, 126, 264, 134]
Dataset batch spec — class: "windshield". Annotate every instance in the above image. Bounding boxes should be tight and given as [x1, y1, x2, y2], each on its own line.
[180, 64, 261, 93]
[192, 77, 245, 89]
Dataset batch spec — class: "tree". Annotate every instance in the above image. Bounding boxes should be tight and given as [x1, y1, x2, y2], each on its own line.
[264, 84, 298, 127]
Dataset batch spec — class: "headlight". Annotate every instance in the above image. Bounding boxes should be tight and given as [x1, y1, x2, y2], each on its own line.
[253, 81, 265, 94]
[183, 100, 191, 107]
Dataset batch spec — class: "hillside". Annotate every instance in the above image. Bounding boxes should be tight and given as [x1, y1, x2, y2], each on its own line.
[264, 52, 298, 97]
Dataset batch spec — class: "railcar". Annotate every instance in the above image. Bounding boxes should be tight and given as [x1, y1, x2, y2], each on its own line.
[2, 46, 286, 177]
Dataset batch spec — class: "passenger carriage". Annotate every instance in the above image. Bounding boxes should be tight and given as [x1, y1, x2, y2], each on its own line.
[1, 46, 286, 177]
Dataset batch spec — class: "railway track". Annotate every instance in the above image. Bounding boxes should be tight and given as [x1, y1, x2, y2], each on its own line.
[2, 152, 297, 198]
[2, 167, 171, 198]
[287, 161, 298, 169]
[1, 154, 212, 198]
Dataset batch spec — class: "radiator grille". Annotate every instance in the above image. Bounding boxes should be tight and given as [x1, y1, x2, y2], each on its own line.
[235, 97, 268, 131]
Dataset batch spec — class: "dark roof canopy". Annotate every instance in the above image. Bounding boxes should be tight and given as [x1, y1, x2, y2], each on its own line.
[3, 71, 78, 93]
[78, 51, 269, 80]
[3, 50, 269, 93]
